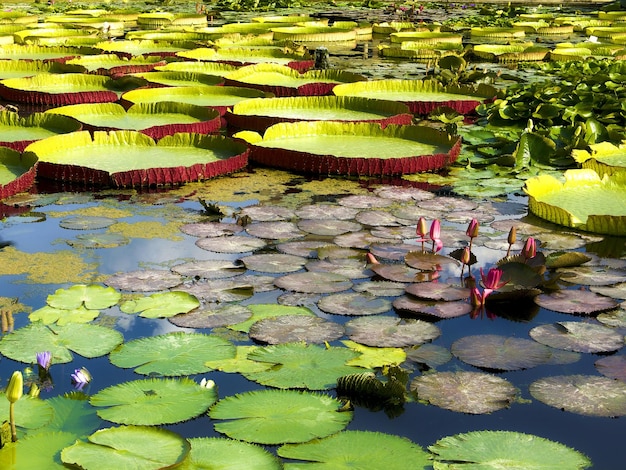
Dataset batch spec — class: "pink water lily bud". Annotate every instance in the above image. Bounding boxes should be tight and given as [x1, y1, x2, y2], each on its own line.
[429, 219, 441, 240]
[466, 218, 479, 239]
[416, 217, 428, 239]
[461, 246, 471, 265]
[366, 253, 380, 264]
[480, 267, 509, 300]
[470, 287, 483, 307]
[522, 237, 537, 259]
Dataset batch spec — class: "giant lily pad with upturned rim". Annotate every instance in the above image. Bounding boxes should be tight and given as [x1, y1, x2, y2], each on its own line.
[524, 169, 626, 236]
[131, 71, 224, 88]
[333, 79, 495, 115]
[0, 44, 92, 61]
[46, 102, 221, 140]
[65, 54, 167, 76]
[241, 121, 460, 176]
[25, 130, 249, 188]
[0, 147, 37, 199]
[120, 85, 270, 116]
[176, 47, 314, 72]
[571, 141, 626, 178]
[0, 110, 82, 152]
[224, 63, 366, 97]
[0, 73, 121, 105]
[226, 95, 413, 132]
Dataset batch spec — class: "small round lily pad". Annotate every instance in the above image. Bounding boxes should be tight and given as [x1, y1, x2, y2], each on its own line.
[529, 321, 625, 353]
[249, 314, 345, 344]
[104, 269, 183, 292]
[345, 315, 441, 347]
[195, 235, 267, 253]
[274, 271, 353, 294]
[534, 290, 618, 315]
[317, 292, 392, 316]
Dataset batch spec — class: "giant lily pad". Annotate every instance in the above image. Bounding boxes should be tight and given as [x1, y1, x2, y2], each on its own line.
[278, 430, 431, 469]
[224, 63, 366, 97]
[530, 374, 626, 417]
[25, 131, 249, 187]
[131, 70, 224, 87]
[176, 47, 314, 71]
[529, 321, 625, 353]
[109, 332, 235, 376]
[429, 430, 592, 469]
[65, 54, 166, 76]
[209, 389, 352, 444]
[333, 79, 495, 115]
[410, 371, 518, 414]
[46, 102, 221, 139]
[0, 322, 123, 363]
[96, 39, 197, 58]
[241, 121, 460, 176]
[0, 73, 121, 105]
[226, 95, 413, 132]
[0, 147, 37, 199]
[91, 377, 217, 425]
[524, 169, 626, 235]
[241, 342, 365, 389]
[120, 85, 269, 116]
[572, 141, 626, 177]
[61, 425, 190, 470]
[0, 110, 81, 151]
[0, 44, 89, 61]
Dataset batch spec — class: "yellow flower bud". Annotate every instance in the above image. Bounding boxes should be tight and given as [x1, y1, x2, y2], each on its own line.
[6, 371, 23, 404]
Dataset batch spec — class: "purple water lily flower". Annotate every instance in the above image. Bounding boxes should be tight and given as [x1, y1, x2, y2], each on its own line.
[71, 367, 92, 391]
[36, 351, 52, 371]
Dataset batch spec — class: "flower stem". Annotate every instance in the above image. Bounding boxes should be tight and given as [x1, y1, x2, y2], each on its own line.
[9, 402, 16, 442]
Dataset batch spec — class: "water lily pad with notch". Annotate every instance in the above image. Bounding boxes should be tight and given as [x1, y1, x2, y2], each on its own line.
[556, 266, 626, 286]
[410, 371, 518, 414]
[109, 332, 235, 376]
[0, 110, 82, 152]
[333, 79, 495, 115]
[180, 221, 244, 238]
[595, 355, 626, 381]
[227, 95, 413, 133]
[240, 253, 307, 273]
[242, 342, 366, 389]
[346, 315, 441, 347]
[0, 147, 37, 200]
[243, 121, 461, 176]
[393, 295, 472, 320]
[196, 234, 267, 253]
[209, 389, 352, 444]
[59, 215, 116, 230]
[429, 430, 592, 469]
[171, 259, 246, 279]
[529, 321, 625, 353]
[238, 204, 296, 222]
[228, 303, 317, 333]
[224, 63, 366, 97]
[47, 284, 120, 310]
[61, 425, 190, 470]
[178, 437, 282, 470]
[29, 305, 101, 325]
[405, 281, 470, 301]
[342, 339, 406, 368]
[297, 218, 362, 236]
[0, 73, 122, 105]
[104, 269, 183, 291]
[405, 343, 452, 368]
[371, 263, 439, 283]
[0, 431, 77, 469]
[0, 394, 54, 431]
[169, 303, 252, 329]
[120, 291, 200, 318]
[278, 430, 431, 469]
[91, 377, 217, 425]
[249, 314, 345, 344]
[404, 251, 460, 272]
[66, 232, 130, 249]
[120, 85, 270, 116]
[204, 345, 273, 374]
[26, 131, 249, 188]
[245, 221, 305, 240]
[317, 292, 392, 316]
[530, 374, 626, 417]
[275, 271, 353, 294]
[534, 290, 618, 315]
[306, 258, 371, 279]
[354, 280, 407, 297]
[0, 322, 123, 363]
[524, 169, 626, 236]
[451, 334, 553, 371]
[47, 102, 221, 140]
[177, 278, 255, 303]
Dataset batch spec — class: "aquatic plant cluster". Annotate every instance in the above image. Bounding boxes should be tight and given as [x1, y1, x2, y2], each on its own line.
[0, 0, 625, 468]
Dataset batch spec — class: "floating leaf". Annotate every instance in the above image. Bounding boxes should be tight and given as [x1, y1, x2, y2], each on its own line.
[242, 342, 365, 390]
[171, 259, 246, 279]
[46, 393, 103, 437]
[451, 334, 553, 371]
[59, 215, 115, 230]
[317, 292, 392, 316]
[556, 266, 626, 286]
[529, 321, 625, 353]
[405, 344, 452, 368]
[345, 316, 441, 347]
[168, 304, 252, 329]
[47, 284, 121, 310]
[0, 431, 77, 469]
[178, 437, 282, 470]
[405, 281, 470, 301]
[61, 425, 190, 470]
[91, 378, 217, 425]
[429, 430, 592, 469]
[249, 315, 345, 344]
[104, 269, 183, 292]
[275, 271, 353, 294]
[196, 235, 267, 253]
[0, 322, 123, 363]
[29, 305, 101, 325]
[393, 296, 472, 319]
[204, 345, 273, 374]
[120, 291, 200, 318]
[411, 371, 518, 414]
[341, 339, 406, 368]
[240, 253, 307, 273]
[404, 251, 460, 271]
[278, 430, 431, 469]
[209, 389, 352, 444]
[534, 290, 618, 315]
[109, 332, 235, 376]
[530, 375, 626, 417]
[595, 355, 626, 381]
[228, 303, 316, 333]
[0, 394, 54, 431]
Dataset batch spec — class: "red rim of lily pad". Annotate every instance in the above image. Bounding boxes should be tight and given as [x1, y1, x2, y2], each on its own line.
[26, 130, 249, 188]
[0, 147, 38, 199]
[0, 111, 82, 152]
[243, 122, 461, 176]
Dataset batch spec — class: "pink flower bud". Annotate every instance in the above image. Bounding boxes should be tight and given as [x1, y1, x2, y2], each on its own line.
[466, 218, 479, 239]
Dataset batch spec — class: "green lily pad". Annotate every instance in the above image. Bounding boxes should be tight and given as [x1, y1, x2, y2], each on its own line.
[228, 303, 316, 333]
[46, 392, 104, 436]
[410, 371, 518, 414]
[120, 291, 200, 318]
[91, 378, 217, 425]
[429, 430, 591, 469]
[179, 437, 282, 470]
[242, 342, 366, 390]
[0, 147, 37, 199]
[0, 322, 123, 363]
[29, 305, 101, 325]
[168, 303, 252, 329]
[242, 121, 460, 176]
[278, 430, 431, 469]
[0, 110, 81, 152]
[524, 169, 626, 236]
[176, 47, 313, 70]
[109, 332, 235, 376]
[530, 374, 626, 417]
[529, 321, 625, 353]
[132, 70, 224, 88]
[341, 339, 407, 368]
[47, 284, 121, 310]
[204, 345, 273, 374]
[0, 394, 54, 431]
[0, 431, 77, 469]
[249, 314, 345, 344]
[345, 316, 441, 347]
[451, 334, 553, 371]
[25, 131, 249, 188]
[66, 54, 165, 75]
[209, 389, 352, 444]
[59, 215, 116, 230]
[61, 425, 190, 470]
